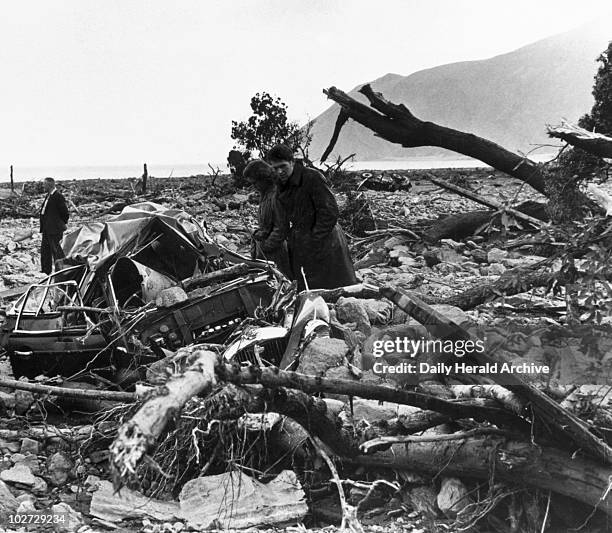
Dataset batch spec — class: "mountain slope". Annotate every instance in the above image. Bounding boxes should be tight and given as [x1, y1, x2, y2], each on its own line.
[308, 20, 611, 162]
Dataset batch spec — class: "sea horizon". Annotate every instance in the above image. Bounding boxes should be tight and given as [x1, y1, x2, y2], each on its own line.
[0, 153, 557, 184]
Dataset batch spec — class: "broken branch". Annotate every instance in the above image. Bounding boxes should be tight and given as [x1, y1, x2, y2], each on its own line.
[547, 122, 612, 159]
[0, 378, 136, 402]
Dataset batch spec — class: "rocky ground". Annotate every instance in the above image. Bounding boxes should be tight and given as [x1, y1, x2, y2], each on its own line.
[0, 169, 610, 532]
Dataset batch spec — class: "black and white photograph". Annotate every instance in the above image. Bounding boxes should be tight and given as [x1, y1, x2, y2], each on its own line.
[0, 1, 611, 531]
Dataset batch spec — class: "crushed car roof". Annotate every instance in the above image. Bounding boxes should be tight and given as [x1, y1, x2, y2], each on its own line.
[61, 202, 211, 270]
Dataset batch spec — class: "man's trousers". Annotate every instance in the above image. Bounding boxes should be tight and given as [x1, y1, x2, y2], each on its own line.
[41, 233, 65, 274]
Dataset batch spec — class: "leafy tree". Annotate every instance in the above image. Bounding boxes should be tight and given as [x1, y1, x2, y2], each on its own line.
[547, 43, 612, 324]
[580, 41, 612, 135]
[559, 41, 612, 177]
[230, 92, 312, 160]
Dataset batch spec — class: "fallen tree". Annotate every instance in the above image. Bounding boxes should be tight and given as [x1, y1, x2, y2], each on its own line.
[322, 86, 548, 195]
[351, 435, 612, 517]
[109, 349, 612, 519]
[107, 284, 612, 528]
[321, 85, 600, 228]
[111, 349, 527, 476]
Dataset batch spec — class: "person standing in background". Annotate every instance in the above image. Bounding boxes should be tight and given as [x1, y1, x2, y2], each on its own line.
[39, 177, 69, 274]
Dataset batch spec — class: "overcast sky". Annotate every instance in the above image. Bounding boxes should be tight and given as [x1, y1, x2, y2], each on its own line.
[1, 0, 610, 168]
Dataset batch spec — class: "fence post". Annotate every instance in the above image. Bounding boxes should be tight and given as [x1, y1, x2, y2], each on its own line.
[142, 163, 148, 193]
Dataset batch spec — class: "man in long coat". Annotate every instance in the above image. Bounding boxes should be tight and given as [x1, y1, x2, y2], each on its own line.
[39, 177, 69, 274]
[267, 145, 357, 291]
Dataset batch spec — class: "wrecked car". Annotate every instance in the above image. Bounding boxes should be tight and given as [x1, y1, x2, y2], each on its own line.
[0, 203, 285, 380]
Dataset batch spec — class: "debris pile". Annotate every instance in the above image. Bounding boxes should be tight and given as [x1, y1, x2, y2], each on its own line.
[1, 170, 612, 532]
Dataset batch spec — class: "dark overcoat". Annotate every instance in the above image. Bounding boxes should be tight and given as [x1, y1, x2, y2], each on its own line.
[40, 190, 69, 234]
[251, 186, 292, 278]
[277, 162, 357, 291]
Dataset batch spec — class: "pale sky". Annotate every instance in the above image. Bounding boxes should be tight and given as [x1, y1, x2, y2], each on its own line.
[0, 0, 610, 168]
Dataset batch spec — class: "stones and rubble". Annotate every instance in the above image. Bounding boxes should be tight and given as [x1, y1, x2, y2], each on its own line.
[0, 169, 611, 533]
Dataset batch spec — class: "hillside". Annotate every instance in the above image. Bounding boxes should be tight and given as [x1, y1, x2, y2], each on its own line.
[308, 19, 611, 162]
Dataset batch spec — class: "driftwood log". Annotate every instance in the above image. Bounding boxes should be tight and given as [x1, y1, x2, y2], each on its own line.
[351, 435, 612, 517]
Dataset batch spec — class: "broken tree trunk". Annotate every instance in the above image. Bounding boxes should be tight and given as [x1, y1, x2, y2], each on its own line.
[322, 85, 548, 195]
[307, 283, 382, 303]
[426, 175, 545, 227]
[423, 201, 548, 241]
[381, 285, 612, 465]
[0, 377, 136, 402]
[219, 365, 525, 429]
[197, 384, 358, 455]
[547, 122, 612, 159]
[111, 352, 527, 477]
[350, 435, 612, 517]
[111, 349, 218, 476]
[113, 369, 612, 518]
[437, 269, 553, 310]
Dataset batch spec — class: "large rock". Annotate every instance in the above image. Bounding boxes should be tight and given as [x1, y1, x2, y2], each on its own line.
[179, 470, 307, 529]
[437, 477, 471, 516]
[487, 262, 506, 276]
[0, 439, 19, 454]
[0, 464, 36, 487]
[361, 299, 394, 325]
[90, 480, 179, 522]
[52, 502, 83, 533]
[32, 476, 48, 495]
[46, 452, 73, 486]
[15, 454, 40, 475]
[487, 247, 508, 263]
[19, 438, 39, 456]
[335, 297, 372, 335]
[297, 338, 350, 376]
[16, 500, 37, 514]
[0, 479, 18, 518]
